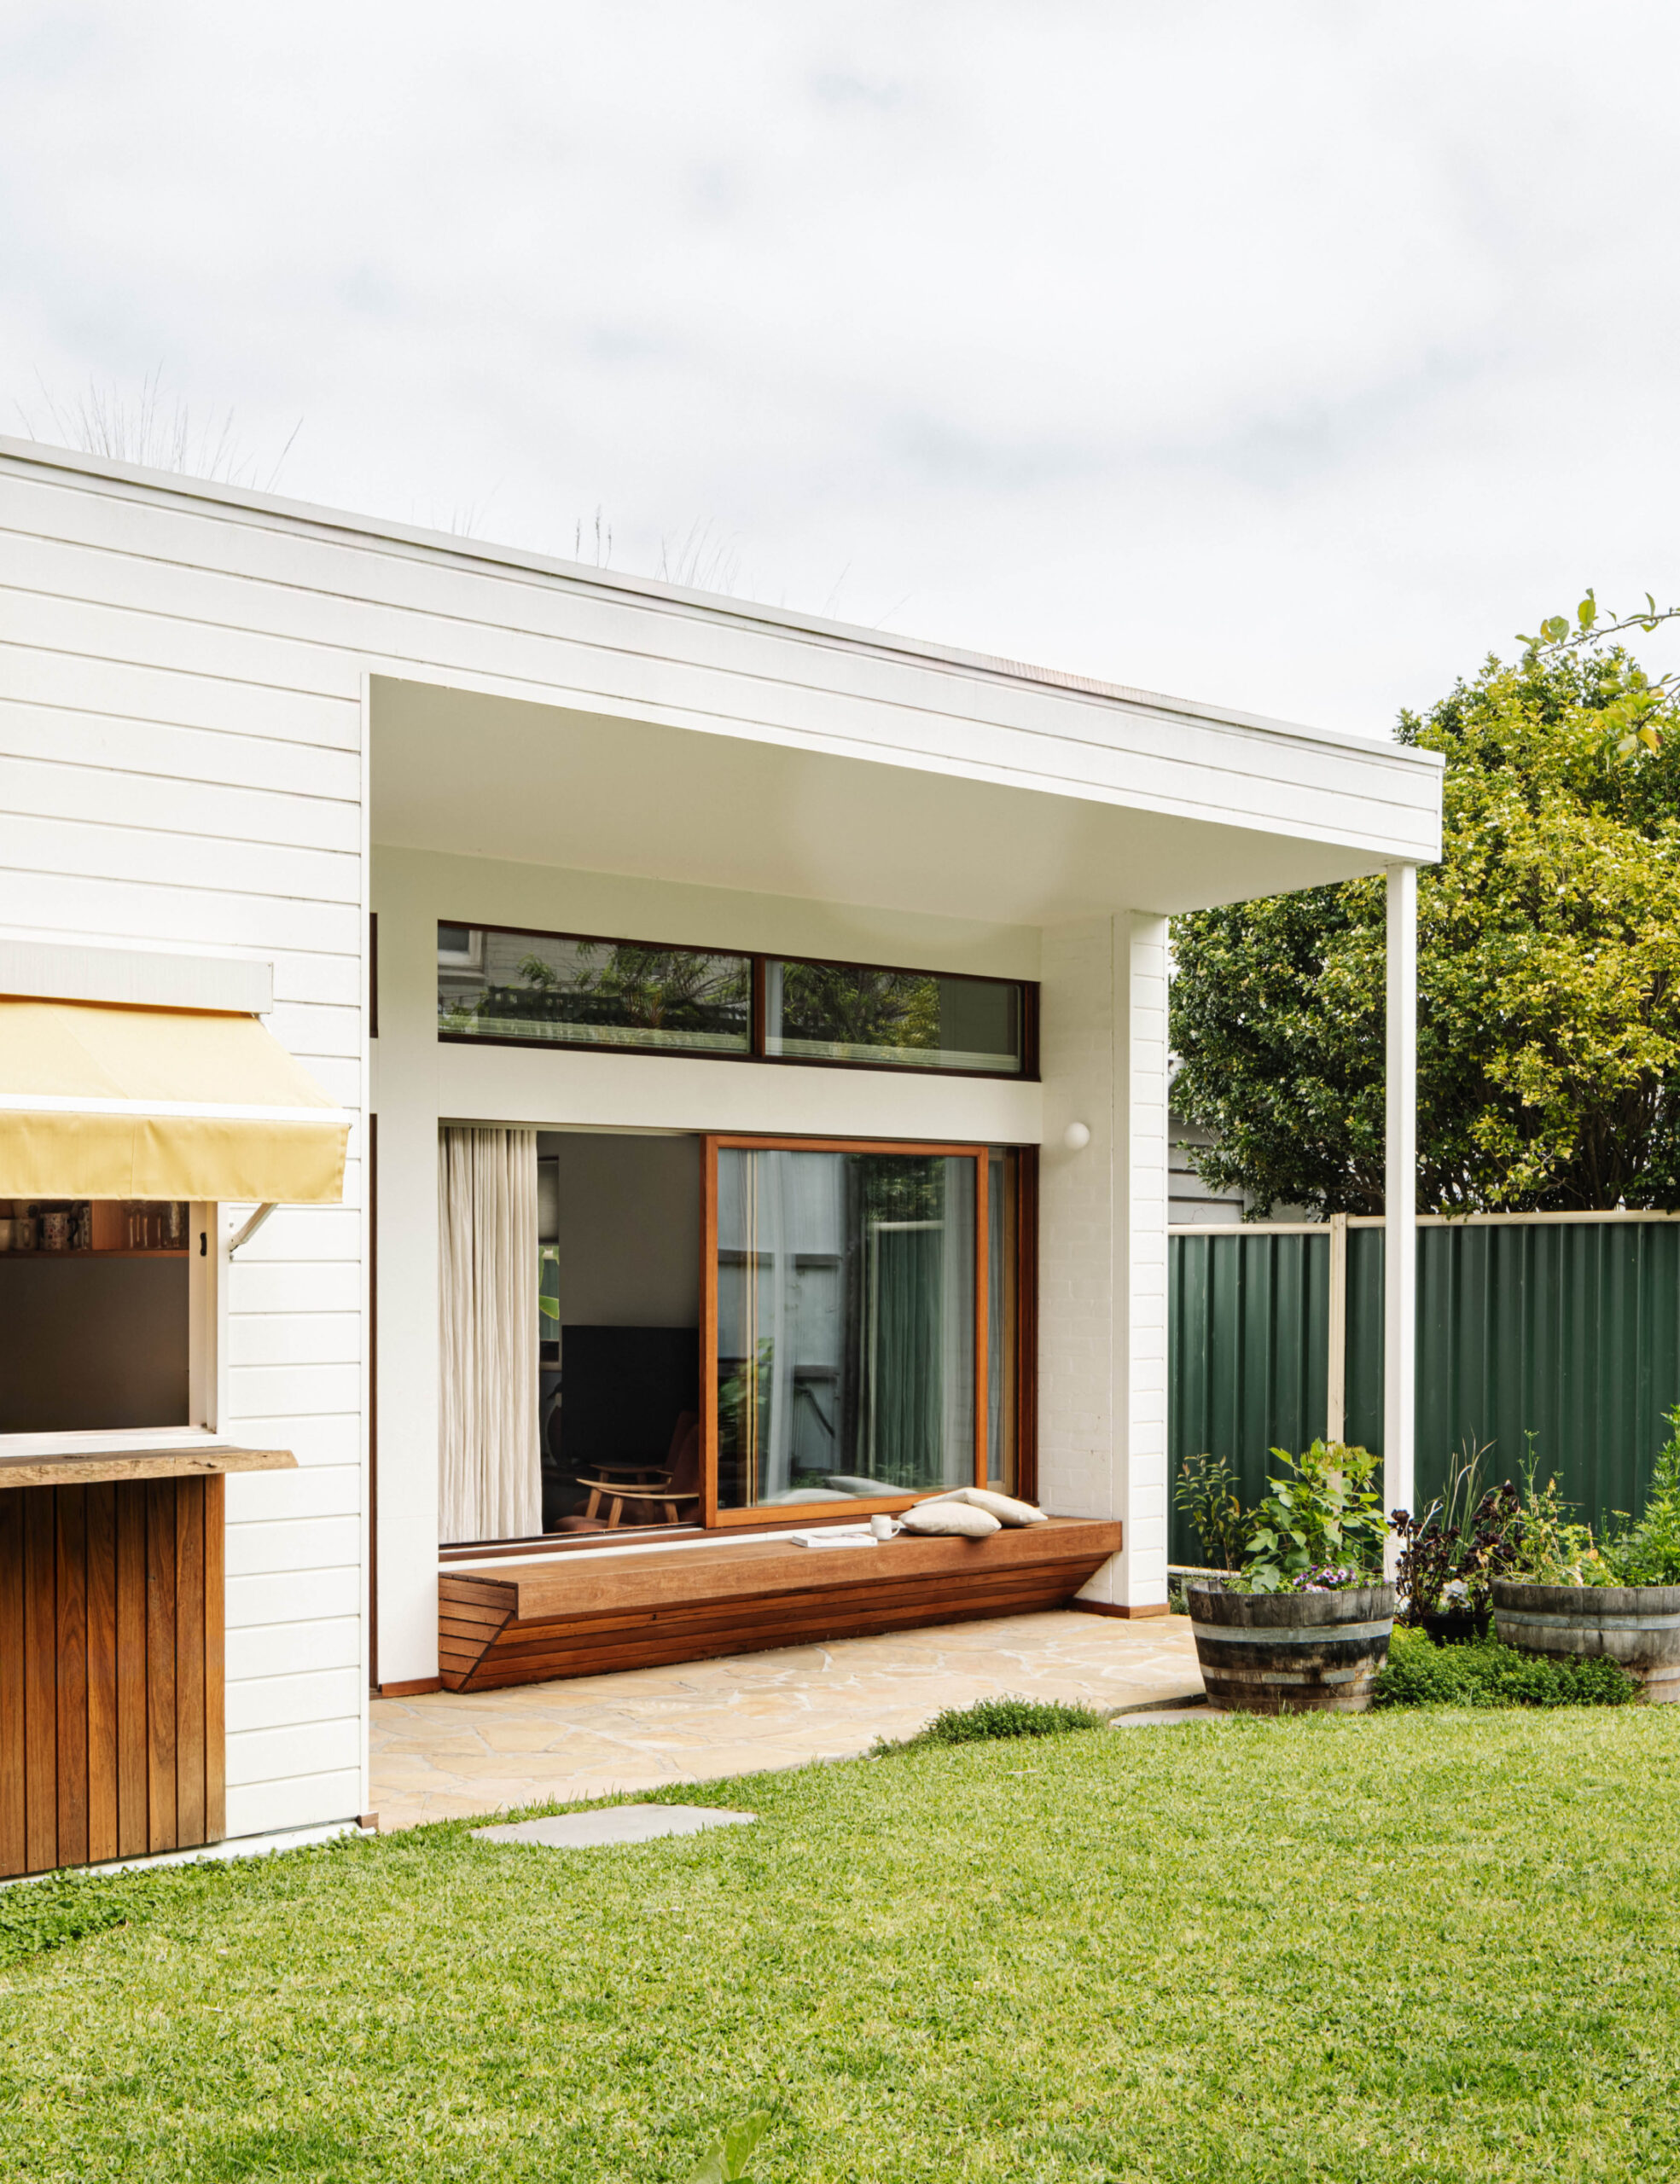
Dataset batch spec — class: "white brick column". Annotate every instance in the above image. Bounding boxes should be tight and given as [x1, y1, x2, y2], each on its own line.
[1037, 913, 1171, 1613]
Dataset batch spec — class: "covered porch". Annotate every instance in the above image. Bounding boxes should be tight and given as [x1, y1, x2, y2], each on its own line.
[371, 659, 1441, 1693]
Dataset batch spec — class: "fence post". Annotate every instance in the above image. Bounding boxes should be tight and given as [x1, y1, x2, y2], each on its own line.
[1326, 1211, 1348, 1443]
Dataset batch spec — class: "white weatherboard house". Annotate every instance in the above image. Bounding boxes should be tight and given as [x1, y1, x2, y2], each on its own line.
[0, 434, 1443, 1874]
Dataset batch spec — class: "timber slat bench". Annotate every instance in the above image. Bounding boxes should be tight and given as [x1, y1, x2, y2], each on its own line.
[438, 1515, 1125, 1691]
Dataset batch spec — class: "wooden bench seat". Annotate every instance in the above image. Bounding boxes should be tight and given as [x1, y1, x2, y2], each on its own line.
[438, 1516, 1124, 1691]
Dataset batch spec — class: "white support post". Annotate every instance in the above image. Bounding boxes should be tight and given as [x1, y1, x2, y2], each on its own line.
[1325, 1211, 1348, 1445]
[1384, 863, 1418, 1558]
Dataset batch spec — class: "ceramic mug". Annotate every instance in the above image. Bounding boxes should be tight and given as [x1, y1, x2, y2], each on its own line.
[869, 1514, 902, 1542]
[13, 1217, 37, 1252]
[42, 1210, 70, 1252]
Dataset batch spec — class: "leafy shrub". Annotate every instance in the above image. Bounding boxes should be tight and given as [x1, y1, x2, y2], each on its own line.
[1374, 1625, 1639, 1709]
[1510, 1419, 1680, 1588]
[881, 1695, 1106, 1752]
[1601, 1414, 1680, 1585]
[1241, 1441, 1386, 1593]
[0, 1873, 148, 1967]
[1511, 1443, 1615, 1585]
[1173, 1453, 1248, 1571]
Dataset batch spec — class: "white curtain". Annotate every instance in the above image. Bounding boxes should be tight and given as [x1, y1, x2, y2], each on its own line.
[439, 1126, 541, 1542]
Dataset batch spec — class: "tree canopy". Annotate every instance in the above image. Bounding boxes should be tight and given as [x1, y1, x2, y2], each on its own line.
[1170, 640, 1680, 1215]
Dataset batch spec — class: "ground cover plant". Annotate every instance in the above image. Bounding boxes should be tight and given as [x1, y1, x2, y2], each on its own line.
[1375, 1624, 1639, 1708]
[877, 1693, 1107, 1751]
[3, 1711, 1679, 2182]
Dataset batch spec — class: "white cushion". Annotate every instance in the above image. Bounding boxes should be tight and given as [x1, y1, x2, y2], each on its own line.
[926, 1486, 1047, 1527]
[900, 1500, 1002, 1537]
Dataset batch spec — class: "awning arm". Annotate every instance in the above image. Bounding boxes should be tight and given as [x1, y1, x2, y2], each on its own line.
[227, 1203, 279, 1258]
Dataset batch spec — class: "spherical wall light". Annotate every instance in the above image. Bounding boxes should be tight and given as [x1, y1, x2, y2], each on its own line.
[1062, 1121, 1091, 1153]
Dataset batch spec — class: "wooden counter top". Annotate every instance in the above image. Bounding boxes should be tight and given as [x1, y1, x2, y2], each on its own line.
[0, 1443, 297, 1490]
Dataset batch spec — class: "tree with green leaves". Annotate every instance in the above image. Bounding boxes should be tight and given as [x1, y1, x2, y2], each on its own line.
[1171, 607, 1680, 1214]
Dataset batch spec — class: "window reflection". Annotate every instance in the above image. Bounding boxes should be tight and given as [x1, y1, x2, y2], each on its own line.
[439, 926, 751, 1054]
[716, 1148, 977, 1508]
[764, 961, 1022, 1073]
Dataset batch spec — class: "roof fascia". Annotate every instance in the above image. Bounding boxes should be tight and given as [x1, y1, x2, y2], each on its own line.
[0, 432, 1442, 781]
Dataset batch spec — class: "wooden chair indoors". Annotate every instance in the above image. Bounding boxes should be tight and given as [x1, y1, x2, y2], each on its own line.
[572, 1410, 700, 1530]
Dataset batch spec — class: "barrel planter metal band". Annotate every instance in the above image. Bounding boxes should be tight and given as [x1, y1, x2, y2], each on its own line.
[1186, 1583, 1395, 1715]
[1491, 1581, 1680, 1702]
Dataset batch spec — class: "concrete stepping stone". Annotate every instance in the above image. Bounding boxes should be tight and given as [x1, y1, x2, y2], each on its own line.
[1107, 1707, 1229, 1726]
[471, 1804, 756, 1848]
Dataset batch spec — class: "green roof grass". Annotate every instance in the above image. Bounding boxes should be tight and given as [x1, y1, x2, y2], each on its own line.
[3, 1707, 1678, 2181]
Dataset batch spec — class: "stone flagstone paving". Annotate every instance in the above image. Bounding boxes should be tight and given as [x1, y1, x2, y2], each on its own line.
[369, 1607, 1205, 1829]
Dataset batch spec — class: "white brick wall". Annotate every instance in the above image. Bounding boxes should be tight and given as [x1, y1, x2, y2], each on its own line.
[1037, 913, 1170, 1609]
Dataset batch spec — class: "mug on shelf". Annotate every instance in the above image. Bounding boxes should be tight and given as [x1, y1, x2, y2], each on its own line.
[42, 1210, 70, 1252]
[13, 1216, 37, 1252]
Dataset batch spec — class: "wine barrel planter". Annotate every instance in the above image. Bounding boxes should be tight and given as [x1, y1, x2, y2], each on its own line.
[1491, 1581, 1680, 1702]
[1186, 1583, 1395, 1715]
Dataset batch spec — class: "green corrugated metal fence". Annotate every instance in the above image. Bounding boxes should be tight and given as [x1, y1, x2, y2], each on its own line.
[1170, 1217, 1680, 1565]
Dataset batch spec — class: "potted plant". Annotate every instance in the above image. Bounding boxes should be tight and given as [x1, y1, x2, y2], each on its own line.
[1391, 1449, 1522, 1644]
[1492, 1419, 1680, 1702]
[1185, 1442, 1394, 1715]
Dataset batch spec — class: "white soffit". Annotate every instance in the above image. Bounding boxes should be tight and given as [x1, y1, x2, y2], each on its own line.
[372, 680, 1439, 926]
[0, 939, 273, 1015]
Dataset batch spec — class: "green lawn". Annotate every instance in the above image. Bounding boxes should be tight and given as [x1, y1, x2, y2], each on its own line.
[3, 1710, 1679, 2182]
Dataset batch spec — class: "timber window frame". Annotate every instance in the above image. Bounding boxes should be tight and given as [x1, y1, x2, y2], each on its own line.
[700, 1134, 1035, 1529]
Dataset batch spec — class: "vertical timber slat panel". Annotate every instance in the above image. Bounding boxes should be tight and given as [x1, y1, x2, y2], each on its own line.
[175, 1478, 206, 1847]
[203, 1476, 225, 1842]
[23, 1489, 56, 1876]
[0, 1497, 24, 1878]
[54, 1486, 89, 1871]
[1, 1476, 227, 1875]
[114, 1484, 149, 1859]
[84, 1483, 119, 1865]
[146, 1479, 178, 1854]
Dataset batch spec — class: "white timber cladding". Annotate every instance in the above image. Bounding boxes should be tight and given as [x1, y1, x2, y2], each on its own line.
[0, 450, 367, 1840]
[0, 439, 1440, 875]
[1037, 915, 1171, 1606]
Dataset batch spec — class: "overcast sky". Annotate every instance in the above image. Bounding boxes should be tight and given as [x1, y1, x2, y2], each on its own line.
[6, 3, 1679, 735]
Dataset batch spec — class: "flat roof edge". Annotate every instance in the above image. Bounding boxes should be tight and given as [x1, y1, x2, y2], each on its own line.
[0, 432, 1442, 774]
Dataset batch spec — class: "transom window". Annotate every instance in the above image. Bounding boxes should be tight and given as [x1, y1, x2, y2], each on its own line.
[438, 923, 1032, 1078]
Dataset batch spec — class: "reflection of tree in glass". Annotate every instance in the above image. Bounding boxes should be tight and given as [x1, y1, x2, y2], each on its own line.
[859, 1154, 944, 1225]
[718, 1338, 775, 1475]
[469, 943, 750, 1035]
[781, 965, 939, 1051]
[574, 945, 747, 1030]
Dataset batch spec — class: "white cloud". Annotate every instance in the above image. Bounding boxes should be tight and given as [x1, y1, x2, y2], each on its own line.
[5, 0, 1679, 730]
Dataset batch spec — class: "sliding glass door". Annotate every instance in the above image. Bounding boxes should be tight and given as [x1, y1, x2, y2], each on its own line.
[706, 1137, 1014, 1521]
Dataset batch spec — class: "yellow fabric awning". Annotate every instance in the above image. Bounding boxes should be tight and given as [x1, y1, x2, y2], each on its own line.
[0, 1000, 348, 1203]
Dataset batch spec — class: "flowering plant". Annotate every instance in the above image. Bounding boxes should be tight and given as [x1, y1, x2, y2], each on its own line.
[1288, 1563, 1376, 1593]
